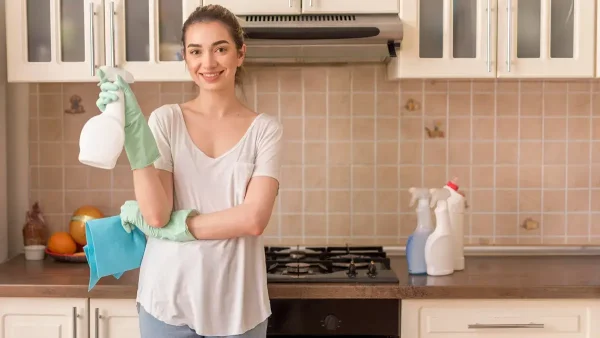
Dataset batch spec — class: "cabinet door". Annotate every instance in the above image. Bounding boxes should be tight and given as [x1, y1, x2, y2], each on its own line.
[6, 0, 104, 82]
[390, 0, 497, 79]
[203, 0, 302, 15]
[106, 0, 200, 82]
[0, 297, 88, 338]
[497, 0, 595, 78]
[402, 299, 600, 338]
[301, 0, 399, 14]
[90, 299, 140, 338]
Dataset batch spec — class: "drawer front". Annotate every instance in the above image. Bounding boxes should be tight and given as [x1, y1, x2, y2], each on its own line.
[402, 300, 599, 338]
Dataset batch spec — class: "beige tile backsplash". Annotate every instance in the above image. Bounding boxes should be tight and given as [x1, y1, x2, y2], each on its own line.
[28, 64, 600, 246]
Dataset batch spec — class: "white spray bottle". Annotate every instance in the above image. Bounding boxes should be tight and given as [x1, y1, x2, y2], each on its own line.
[444, 177, 466, 271]
[424, 188, 454, 276]
[78, 66, 135, 170]
[405, 188, 434, 275]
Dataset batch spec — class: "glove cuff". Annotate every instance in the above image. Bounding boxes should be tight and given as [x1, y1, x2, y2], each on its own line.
[124, 120, 161, 170]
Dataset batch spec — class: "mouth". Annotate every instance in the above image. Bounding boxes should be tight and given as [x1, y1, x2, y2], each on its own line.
[200, 70, 225, 82]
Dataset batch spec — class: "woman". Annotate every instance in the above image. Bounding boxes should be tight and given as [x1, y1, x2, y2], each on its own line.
[96, 4, 282, 338]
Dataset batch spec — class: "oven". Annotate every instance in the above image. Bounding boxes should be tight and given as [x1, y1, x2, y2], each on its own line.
[264, 245, 400, 337]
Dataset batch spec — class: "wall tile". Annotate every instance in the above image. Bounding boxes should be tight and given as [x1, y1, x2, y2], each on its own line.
[27, 64, 600, 246]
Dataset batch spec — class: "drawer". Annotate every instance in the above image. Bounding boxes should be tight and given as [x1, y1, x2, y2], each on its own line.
[402, 299, 600, 338]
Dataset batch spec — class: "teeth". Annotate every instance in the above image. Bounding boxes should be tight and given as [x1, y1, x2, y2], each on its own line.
[203, 72, 220, 78]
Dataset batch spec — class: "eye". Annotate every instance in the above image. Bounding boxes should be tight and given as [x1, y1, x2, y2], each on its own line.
[215, 47, 227, 53]
[188, 49, 201, 55]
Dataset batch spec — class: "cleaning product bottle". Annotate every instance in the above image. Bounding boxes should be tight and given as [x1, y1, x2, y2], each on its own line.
[405, 188, 434, 275]
[444, 177, 466, 271]
[78, 66, 135, 170]
[424, 188, 454, 276]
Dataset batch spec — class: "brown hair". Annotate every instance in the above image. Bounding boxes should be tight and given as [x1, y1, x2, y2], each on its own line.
[181, 5, 246, 87]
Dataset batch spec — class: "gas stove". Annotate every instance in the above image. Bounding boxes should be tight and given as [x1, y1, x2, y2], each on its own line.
[264, 245, 399, 283]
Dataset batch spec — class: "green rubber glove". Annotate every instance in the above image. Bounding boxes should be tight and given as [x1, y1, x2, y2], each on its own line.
[95, 69, 160, 170]
[119, 200, 197, 242]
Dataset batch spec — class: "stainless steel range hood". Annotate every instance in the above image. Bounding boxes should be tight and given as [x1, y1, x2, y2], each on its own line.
[238, 14, 403, 64]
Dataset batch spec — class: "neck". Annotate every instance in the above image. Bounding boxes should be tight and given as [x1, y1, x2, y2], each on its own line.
[193, 86, 241, 118]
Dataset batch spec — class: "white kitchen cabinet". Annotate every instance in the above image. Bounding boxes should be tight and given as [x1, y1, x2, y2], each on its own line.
[389, 0, 596, 79]
[6, 0, 104, 82]
[89, 299, 140, 338]
[402, 299, 600, 338]
[496, 0, 595, 78]
[390, 0, 497, 78]
[206, 0, 398, 15]
[301, 0, 399, 14]
[203, 0, 302, 15]
[0, 297, 88, 338]
[5, 0, 200, 82]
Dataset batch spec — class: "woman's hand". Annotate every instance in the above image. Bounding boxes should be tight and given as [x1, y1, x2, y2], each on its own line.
[120, 200, 197, 242]
[93, 69, 160, 170]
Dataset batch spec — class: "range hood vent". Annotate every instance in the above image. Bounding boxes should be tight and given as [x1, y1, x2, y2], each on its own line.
[239, 13, 403, 64]
[245, 14, 357, 22]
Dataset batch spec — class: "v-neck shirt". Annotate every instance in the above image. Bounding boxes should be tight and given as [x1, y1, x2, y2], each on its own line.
[135, 103, 282, 336]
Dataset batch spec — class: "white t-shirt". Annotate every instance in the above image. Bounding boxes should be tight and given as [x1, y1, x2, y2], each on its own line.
[135, 103, 282, 336]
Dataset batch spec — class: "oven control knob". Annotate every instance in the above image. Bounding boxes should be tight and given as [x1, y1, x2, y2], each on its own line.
[321, 314, 341, 330]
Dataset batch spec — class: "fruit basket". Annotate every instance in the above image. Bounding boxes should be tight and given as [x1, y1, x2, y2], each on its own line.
[45, 248, 87, 263]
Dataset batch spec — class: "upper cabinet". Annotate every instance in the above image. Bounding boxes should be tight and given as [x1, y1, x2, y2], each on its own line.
[202, 0, 302, 15]
[6, 0, 103, 82]
[204, 0, 399, 14]
[390, 0, 597, 79]
[394, 0, 497, 78]
[6, 0, 200, 82]
[496, 0, 595, 78]
[300, 0, 399, 14]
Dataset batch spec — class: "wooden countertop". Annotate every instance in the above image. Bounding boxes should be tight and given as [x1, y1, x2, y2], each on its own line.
[1, 254, 600, 299]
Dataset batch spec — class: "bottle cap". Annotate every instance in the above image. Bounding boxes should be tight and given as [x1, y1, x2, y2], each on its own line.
[446, 177, 459, 191]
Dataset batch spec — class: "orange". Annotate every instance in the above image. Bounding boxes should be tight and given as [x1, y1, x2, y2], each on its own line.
[47, 232, 77, 255]
[69, 206, 104, 246]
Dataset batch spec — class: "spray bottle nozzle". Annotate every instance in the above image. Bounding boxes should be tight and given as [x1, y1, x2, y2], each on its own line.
[408, 187, 431, 207]
[98, 66, 135, 84]
[429, 188, 451, 208]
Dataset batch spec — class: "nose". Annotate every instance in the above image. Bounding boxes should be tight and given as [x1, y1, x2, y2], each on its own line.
[201, 51, 218, 68]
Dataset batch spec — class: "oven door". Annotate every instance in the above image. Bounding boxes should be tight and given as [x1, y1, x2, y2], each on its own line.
[267, 299, 400, 337]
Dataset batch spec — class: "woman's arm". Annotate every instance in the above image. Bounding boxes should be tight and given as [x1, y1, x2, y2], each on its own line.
[130, 108, 175, 228]
[186, 176, 279, 240]
[133, 166, 173, 228]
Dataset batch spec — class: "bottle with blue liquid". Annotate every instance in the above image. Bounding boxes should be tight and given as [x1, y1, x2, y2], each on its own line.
[405, 187, 434, 275]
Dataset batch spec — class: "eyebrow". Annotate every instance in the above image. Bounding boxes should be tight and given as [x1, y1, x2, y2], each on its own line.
[187, 40, 230, 48]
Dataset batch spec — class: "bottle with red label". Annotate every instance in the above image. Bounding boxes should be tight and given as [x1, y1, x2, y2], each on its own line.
[443, 177, 466, 271]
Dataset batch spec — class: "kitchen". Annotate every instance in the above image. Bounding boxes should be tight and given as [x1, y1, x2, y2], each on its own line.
[2, 0, 600, 337]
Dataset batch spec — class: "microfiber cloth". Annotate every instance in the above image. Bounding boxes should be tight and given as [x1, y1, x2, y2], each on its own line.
[83, 215, 147, 291]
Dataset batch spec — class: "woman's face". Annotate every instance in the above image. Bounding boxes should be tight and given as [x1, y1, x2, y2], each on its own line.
[183, 21, 245, 92]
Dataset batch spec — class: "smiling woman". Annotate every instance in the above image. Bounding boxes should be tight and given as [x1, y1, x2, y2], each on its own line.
[95, 4, 283, 338]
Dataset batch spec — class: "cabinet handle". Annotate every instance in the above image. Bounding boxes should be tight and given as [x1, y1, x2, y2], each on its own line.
[289, 0, 292, 7]
[109, 1, 115, 67]
[72, 307, 80, 338]
[89, 2, 95, 76]
[468, 323, 544, 329]
[486, 0, 491, 72]
[310, 0, 313, 6]
[95, 308, 101, 338]
[506, 0, 511, 72]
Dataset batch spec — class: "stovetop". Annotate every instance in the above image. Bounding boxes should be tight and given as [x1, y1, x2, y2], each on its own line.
[264, 245, 399, 283]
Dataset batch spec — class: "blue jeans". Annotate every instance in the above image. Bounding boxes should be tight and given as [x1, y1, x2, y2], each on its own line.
[137, 303, 268, 338]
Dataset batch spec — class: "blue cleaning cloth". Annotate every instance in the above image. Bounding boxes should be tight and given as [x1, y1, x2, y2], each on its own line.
[83, 215, 147, 291]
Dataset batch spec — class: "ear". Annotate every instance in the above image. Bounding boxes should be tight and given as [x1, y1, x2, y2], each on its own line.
[237, 44, 246, 67]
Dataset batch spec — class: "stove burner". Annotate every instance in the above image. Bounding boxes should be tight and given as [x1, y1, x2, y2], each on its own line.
[264, 245, 399, 283]
[285, 262, 311, 273]
[332, 260, 369, 269]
